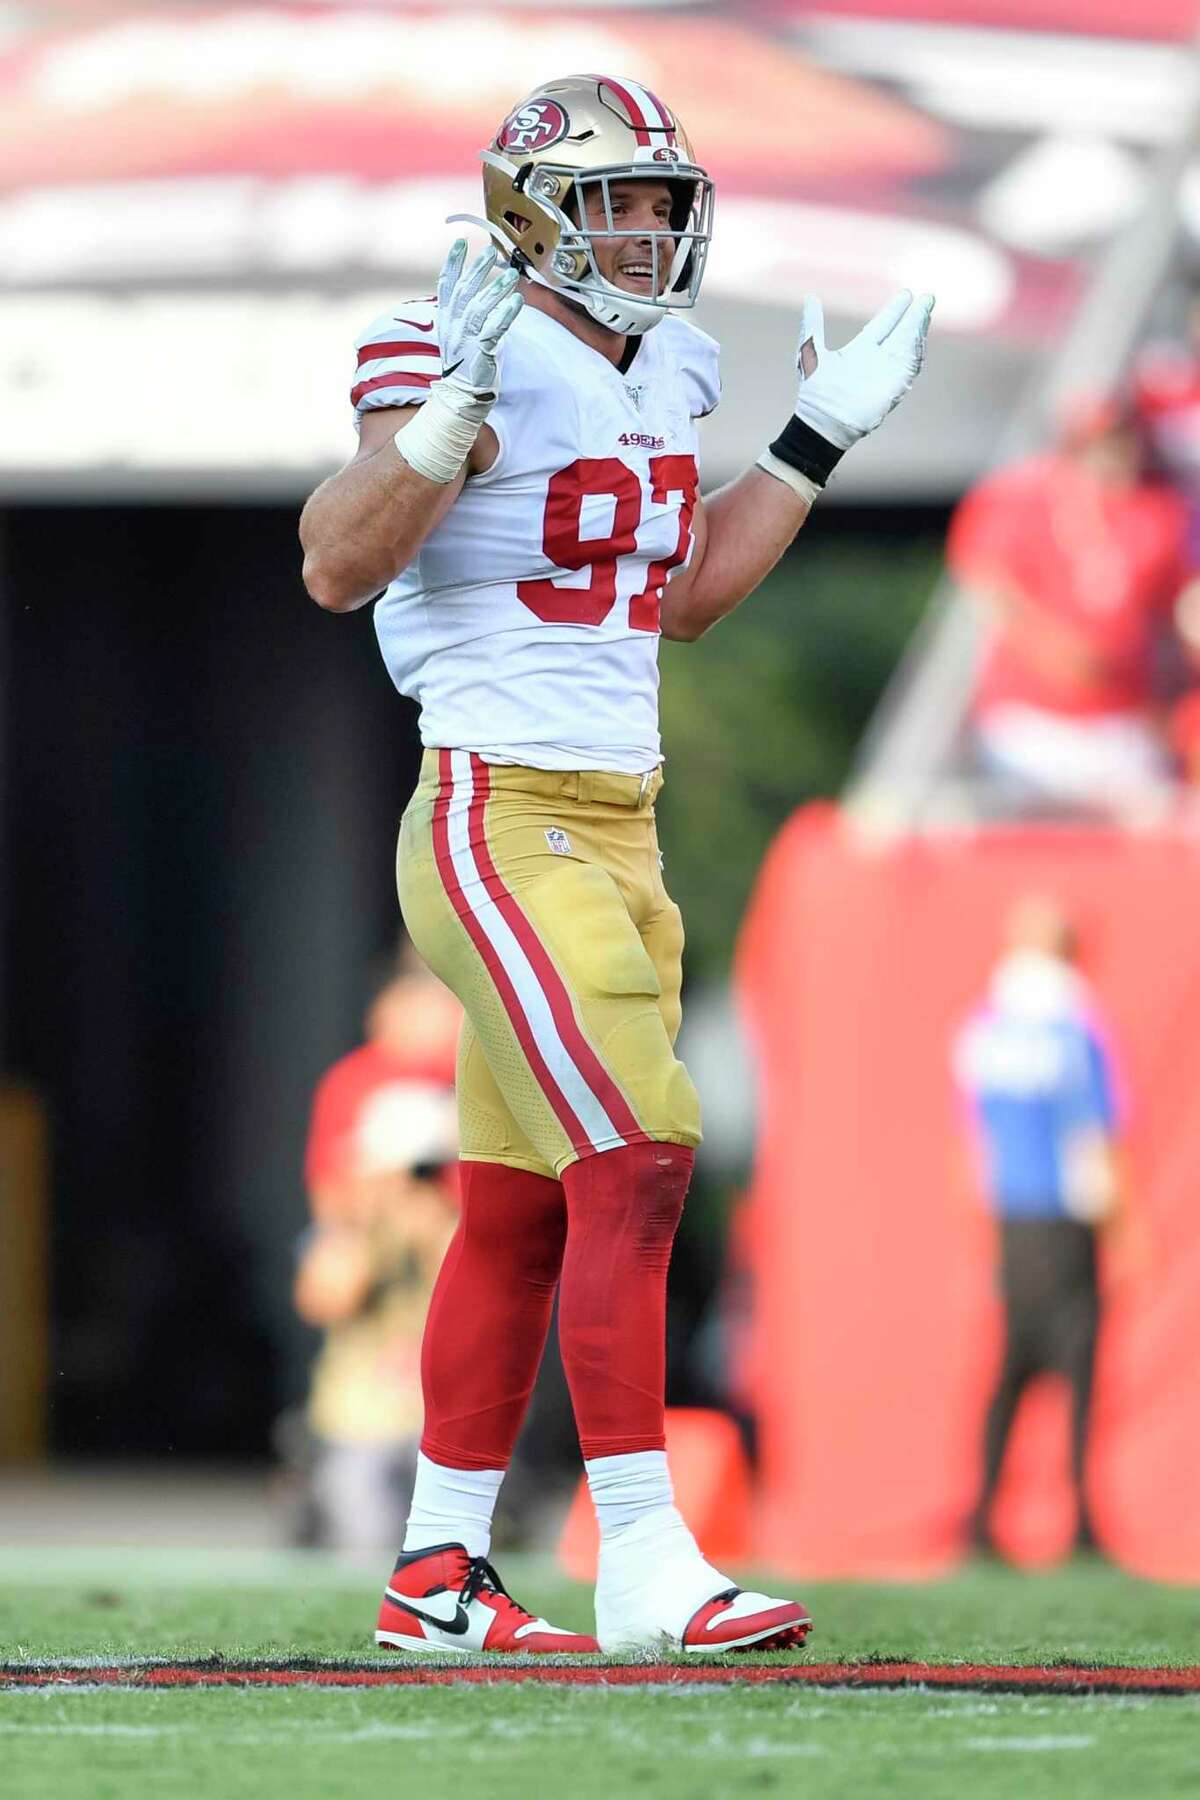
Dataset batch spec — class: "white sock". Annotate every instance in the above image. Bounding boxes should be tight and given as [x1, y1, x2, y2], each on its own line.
[402, 1453, 504, 1559]
[585, 1449, 678, 1541]
[588, 1451, 728, 1649]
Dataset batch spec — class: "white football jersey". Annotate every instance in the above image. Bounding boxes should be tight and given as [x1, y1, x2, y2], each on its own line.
[351, 298, 720, 773]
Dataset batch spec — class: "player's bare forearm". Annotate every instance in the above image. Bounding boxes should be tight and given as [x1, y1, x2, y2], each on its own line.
[301, 251, 521, 614]
[300, 427, 464, 614]
[660, 468, 811, 642]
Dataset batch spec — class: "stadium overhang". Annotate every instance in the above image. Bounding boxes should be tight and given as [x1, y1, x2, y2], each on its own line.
[0, 1, 1192, 497]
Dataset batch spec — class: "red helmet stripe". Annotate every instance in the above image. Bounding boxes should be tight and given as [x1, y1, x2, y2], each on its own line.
[637, 82, 678, 144]
[597, 74, 652, 146]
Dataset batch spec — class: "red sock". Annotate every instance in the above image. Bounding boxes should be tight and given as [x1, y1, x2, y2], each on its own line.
[419, 1162, 566, 1470]
[558, 1141, 693, 1461]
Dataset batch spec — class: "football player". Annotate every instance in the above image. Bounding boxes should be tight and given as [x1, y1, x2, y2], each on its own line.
[300, 73, 933, 1655]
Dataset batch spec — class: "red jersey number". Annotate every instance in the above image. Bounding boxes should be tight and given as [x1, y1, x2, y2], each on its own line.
[516, 454, 699, 632]
[516, 458, 642, 625]
[629, 454, 700, 633]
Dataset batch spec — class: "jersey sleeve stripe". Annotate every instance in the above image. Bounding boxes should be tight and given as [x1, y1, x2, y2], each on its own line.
[351, 370, 437, 406]
[356, 340, 441, 366]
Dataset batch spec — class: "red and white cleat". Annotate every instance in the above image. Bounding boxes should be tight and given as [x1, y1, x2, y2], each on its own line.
[682, 1587, 812, 1654]
[375, 1543, 599, 1655]
[594, 1510, 812, 1654]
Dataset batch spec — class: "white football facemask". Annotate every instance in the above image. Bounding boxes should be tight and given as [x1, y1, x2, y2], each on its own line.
[516, 161, 712, 337]
[457, 158, 713, 337]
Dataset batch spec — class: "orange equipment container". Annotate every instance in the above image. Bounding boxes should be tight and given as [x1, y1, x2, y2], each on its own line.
[737, 805, 1200, 1581]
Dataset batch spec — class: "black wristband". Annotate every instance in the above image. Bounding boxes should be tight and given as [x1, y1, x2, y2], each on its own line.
[768, 414, 845, 488]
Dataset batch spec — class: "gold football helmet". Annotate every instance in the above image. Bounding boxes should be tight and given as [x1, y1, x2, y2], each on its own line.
[464, 73, 714, 337]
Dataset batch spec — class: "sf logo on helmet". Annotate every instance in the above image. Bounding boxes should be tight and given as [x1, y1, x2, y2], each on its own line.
[499, 99, 569, 153]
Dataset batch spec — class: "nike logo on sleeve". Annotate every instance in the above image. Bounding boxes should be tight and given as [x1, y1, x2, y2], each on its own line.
[395, 317, 436, 331]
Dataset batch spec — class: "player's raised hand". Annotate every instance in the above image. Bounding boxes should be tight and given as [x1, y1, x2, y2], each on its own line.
[790, 290, 935, 451]
[436, 240, 523, 421]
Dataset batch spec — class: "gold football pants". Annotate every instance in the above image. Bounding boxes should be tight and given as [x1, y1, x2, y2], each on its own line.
[397, 750, 702, 1180]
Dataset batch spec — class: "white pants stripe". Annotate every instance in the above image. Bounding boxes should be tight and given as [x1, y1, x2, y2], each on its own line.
[443, 749, 625, 1152]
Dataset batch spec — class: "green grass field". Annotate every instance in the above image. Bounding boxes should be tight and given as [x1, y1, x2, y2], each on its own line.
[2, 1548, 1197, 1799]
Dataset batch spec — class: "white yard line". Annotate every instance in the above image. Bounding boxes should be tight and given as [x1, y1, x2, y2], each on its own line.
[965, 1735, 1098, 1751]
[0, 1722, 452, 1742]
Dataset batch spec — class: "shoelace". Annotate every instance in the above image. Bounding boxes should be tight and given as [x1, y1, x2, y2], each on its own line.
[458, 1555, 526, 1616]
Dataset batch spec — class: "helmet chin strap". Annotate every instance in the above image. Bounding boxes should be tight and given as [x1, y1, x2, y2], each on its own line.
[544, 270, 664, 337]
[446, 209, 665, 337]
[579, 286, 664, 337]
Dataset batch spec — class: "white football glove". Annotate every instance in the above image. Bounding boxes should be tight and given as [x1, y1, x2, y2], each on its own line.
[392, 240, 523, 484]
[791, 290, 934, 451]
[435, 239, 523, 428]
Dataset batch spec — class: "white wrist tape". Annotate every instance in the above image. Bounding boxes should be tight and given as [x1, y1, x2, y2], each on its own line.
[392, 381, 484, 484]
[756, 450, 822, 507]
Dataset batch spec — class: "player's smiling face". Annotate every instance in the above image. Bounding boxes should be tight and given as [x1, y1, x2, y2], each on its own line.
[580, 180, 674, 297]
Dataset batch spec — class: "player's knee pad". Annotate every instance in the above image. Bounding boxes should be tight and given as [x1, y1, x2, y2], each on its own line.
[591, 1000, 701, 1147]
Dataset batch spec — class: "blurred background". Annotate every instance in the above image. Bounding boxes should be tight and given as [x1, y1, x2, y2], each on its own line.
[2, 0, 1199, 1583]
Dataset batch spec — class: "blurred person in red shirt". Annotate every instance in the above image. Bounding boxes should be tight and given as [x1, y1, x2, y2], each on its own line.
[1133, 303, 1200, 790]
[1170, 689, 1200, 784]
[1134, 291, 1200, 544]
[947, 400, 1197, 815]
[293, 950, 462, 1552]
[1165, 581, 1200, 790]
[305, 945, 460, 1223]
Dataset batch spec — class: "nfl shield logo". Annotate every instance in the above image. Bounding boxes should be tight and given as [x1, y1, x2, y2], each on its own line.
[545, 827, 572, 856]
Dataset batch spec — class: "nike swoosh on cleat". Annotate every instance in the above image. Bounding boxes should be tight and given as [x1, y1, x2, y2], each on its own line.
[701, 1588, 742, 1628]
[703, 1597, 802, 1631]
[394, 317, 435, 331]
[384, 1586, 471, 1635]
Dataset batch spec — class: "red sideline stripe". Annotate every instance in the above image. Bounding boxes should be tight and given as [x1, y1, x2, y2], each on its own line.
[5, 1661, 1200, 1693]
[351, 371, 436, 405]
[357, 340, 440, 365]
[598, 74, 652, 146]
[467, 755, 647, 1146]
[430, 751, 591, 1153]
